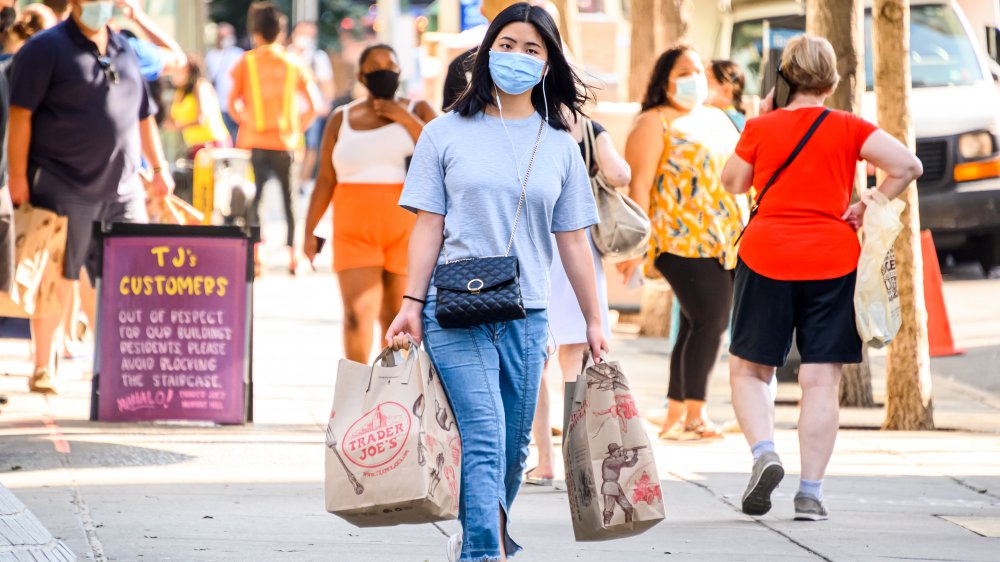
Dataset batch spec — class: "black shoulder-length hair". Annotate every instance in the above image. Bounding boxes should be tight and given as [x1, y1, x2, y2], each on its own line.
[450, 2, 589, 132]
[641, 44, 695, 112]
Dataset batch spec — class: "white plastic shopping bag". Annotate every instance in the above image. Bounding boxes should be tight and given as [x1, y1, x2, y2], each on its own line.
[854, 190, 905, 348]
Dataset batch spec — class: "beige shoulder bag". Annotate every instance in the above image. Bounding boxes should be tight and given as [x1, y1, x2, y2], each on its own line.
[583, 118, 651, 263]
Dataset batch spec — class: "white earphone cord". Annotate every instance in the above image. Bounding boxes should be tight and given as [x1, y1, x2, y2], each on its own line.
[495, 72, 550, 187]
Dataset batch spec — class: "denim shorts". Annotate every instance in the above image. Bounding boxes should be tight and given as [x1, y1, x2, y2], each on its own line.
[422, 299, 548, 562]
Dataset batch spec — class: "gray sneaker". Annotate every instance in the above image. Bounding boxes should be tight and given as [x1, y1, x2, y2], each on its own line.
[741, 451, 784, 516]
[794, 493, 829, 521]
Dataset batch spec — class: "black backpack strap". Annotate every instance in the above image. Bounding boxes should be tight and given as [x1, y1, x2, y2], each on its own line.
[736, 108, 831, 244]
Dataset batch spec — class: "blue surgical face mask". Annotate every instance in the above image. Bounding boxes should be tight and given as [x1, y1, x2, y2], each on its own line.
[488, 50, 545, 95]
[80, 1, 114, 31]
[672, 74, 709, 110]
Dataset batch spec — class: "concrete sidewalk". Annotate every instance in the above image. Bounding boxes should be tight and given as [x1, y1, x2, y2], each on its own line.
[0, 268, 998, 561]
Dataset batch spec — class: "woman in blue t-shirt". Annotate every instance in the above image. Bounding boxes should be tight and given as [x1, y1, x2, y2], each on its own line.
[386, 4, 608, 560]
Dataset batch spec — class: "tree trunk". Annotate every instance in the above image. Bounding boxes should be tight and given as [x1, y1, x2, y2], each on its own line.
[840, 347, 876, 407]
[807, 0, 875, 408]
[550, 0, 583, 60]
[632, 0, 691, 330]
[659, 0, 692, 46]
[639, 283, 672, 338]
[628, 0, 691, 102]
[872, 0, 934, 430]
[806, 0, 863, 113]
[628, 0, 660, 102]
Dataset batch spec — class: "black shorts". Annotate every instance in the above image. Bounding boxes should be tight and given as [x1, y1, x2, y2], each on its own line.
[729, 259, 862, 367]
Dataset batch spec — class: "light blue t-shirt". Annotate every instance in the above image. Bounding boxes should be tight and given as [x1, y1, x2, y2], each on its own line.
[400, 111, 599, 309]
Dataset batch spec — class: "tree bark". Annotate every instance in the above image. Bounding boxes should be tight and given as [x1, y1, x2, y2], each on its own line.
[628, 0, 661, 102]
[872, 0, 934, 430]
[659, 0, 692, 46]
[807, 0, 875, 408]
[639, 283, 672, 338]
[550, 0, 583, 60]
[632, 0, 692, 330]
[806, 0, 863, 113]
[840, 347, 876, 407]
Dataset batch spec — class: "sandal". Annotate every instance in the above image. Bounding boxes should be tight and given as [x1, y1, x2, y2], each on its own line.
[658, 420, 687, 441]
[524, 467, 553, 486]
[682, 420, 724, 440]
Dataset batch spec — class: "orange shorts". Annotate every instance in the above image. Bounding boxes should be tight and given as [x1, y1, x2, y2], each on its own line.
[333, 183, 415, 275]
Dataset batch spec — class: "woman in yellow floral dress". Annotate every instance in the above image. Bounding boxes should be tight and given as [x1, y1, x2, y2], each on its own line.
[621, 45, 744, 440]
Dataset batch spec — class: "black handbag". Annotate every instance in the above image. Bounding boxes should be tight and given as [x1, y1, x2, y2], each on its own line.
[432, 120, 545, 329]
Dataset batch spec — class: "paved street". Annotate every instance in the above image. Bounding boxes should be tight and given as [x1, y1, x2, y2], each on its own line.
[1, 249, 999, 561]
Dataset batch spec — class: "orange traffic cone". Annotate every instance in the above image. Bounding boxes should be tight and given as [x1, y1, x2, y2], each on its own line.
[921, 231, 963, 357]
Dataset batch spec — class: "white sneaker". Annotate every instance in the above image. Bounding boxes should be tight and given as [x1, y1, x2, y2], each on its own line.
[446, 532, 462, 562]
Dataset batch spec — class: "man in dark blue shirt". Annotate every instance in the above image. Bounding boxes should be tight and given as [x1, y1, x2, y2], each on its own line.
[7, 0, 173, 393]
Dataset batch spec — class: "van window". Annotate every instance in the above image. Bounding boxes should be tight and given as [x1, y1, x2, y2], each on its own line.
[864, 4, 983, 88]
[730, 15, 806, 96]
[730, 4, 983, 95]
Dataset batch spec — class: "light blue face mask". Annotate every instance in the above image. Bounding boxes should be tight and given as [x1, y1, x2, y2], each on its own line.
[488, 50, 545, 95]
[80, 1, 114, 31]
[672, 74, 709, 110]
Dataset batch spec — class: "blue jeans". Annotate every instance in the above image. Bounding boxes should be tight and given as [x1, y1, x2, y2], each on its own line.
[422, 299, 548, 562]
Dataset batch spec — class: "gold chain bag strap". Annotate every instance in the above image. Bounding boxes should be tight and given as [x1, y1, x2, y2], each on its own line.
[431, 120, 545, 329]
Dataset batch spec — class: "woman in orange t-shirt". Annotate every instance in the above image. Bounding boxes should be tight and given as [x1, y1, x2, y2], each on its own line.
[721, 35, 922, 522]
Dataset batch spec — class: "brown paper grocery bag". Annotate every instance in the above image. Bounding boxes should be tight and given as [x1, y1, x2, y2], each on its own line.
[325, 342, 461, 527]
[0, 204, 67, 318]
[563, 359, 665, 541]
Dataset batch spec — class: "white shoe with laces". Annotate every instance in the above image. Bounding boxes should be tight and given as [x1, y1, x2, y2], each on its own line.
[446, 532, 462, 562]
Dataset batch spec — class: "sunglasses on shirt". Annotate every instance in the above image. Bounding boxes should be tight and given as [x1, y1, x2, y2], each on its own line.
[96, 55, 120, 85]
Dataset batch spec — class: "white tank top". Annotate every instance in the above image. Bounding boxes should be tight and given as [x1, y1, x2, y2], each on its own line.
[332, 99, 418, 184]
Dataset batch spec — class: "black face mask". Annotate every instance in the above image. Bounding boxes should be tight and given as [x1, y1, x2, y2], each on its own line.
[364, 70, 400, 99]
[0, 7, 17, 35]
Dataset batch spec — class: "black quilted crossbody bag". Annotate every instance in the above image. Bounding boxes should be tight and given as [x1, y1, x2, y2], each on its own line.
[432, 120, 545, 329]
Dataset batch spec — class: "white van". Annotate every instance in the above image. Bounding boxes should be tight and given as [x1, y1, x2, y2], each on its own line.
[714, 0, 1000, 275]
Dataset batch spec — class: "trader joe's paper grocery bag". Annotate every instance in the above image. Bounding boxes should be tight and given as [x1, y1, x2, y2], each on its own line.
[563, 360, 665, 541]
[325, 343, 461, 527]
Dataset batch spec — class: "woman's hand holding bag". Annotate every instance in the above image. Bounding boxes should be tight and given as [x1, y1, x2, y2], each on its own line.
[385, 299, 425, 349]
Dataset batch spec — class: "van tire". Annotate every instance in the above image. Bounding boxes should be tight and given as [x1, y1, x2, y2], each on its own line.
[974, 234, 1000, 277]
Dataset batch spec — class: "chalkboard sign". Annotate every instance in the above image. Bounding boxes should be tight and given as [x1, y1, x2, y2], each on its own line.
[91, 224, 256, 424]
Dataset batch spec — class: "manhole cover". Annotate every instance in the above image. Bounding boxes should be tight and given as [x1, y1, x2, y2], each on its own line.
[939, 516, 1000, 537]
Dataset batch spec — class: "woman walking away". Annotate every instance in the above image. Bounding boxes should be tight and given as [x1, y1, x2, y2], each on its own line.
[721, 34, 921, 521]
[169, 56, 232, 159]
[385, 4, 608, 560]
[621, 45, 743, 441]
[304, 44, 436, 363]
[526, 112, 629, 486]
[706, 59, 747, 132]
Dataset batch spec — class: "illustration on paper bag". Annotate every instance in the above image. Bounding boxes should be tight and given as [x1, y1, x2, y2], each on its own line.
[593, 394, 639, 434]
[601, 443, 641, 525]
[586, 363, 630, 392]
[325, 424, 364, 495]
